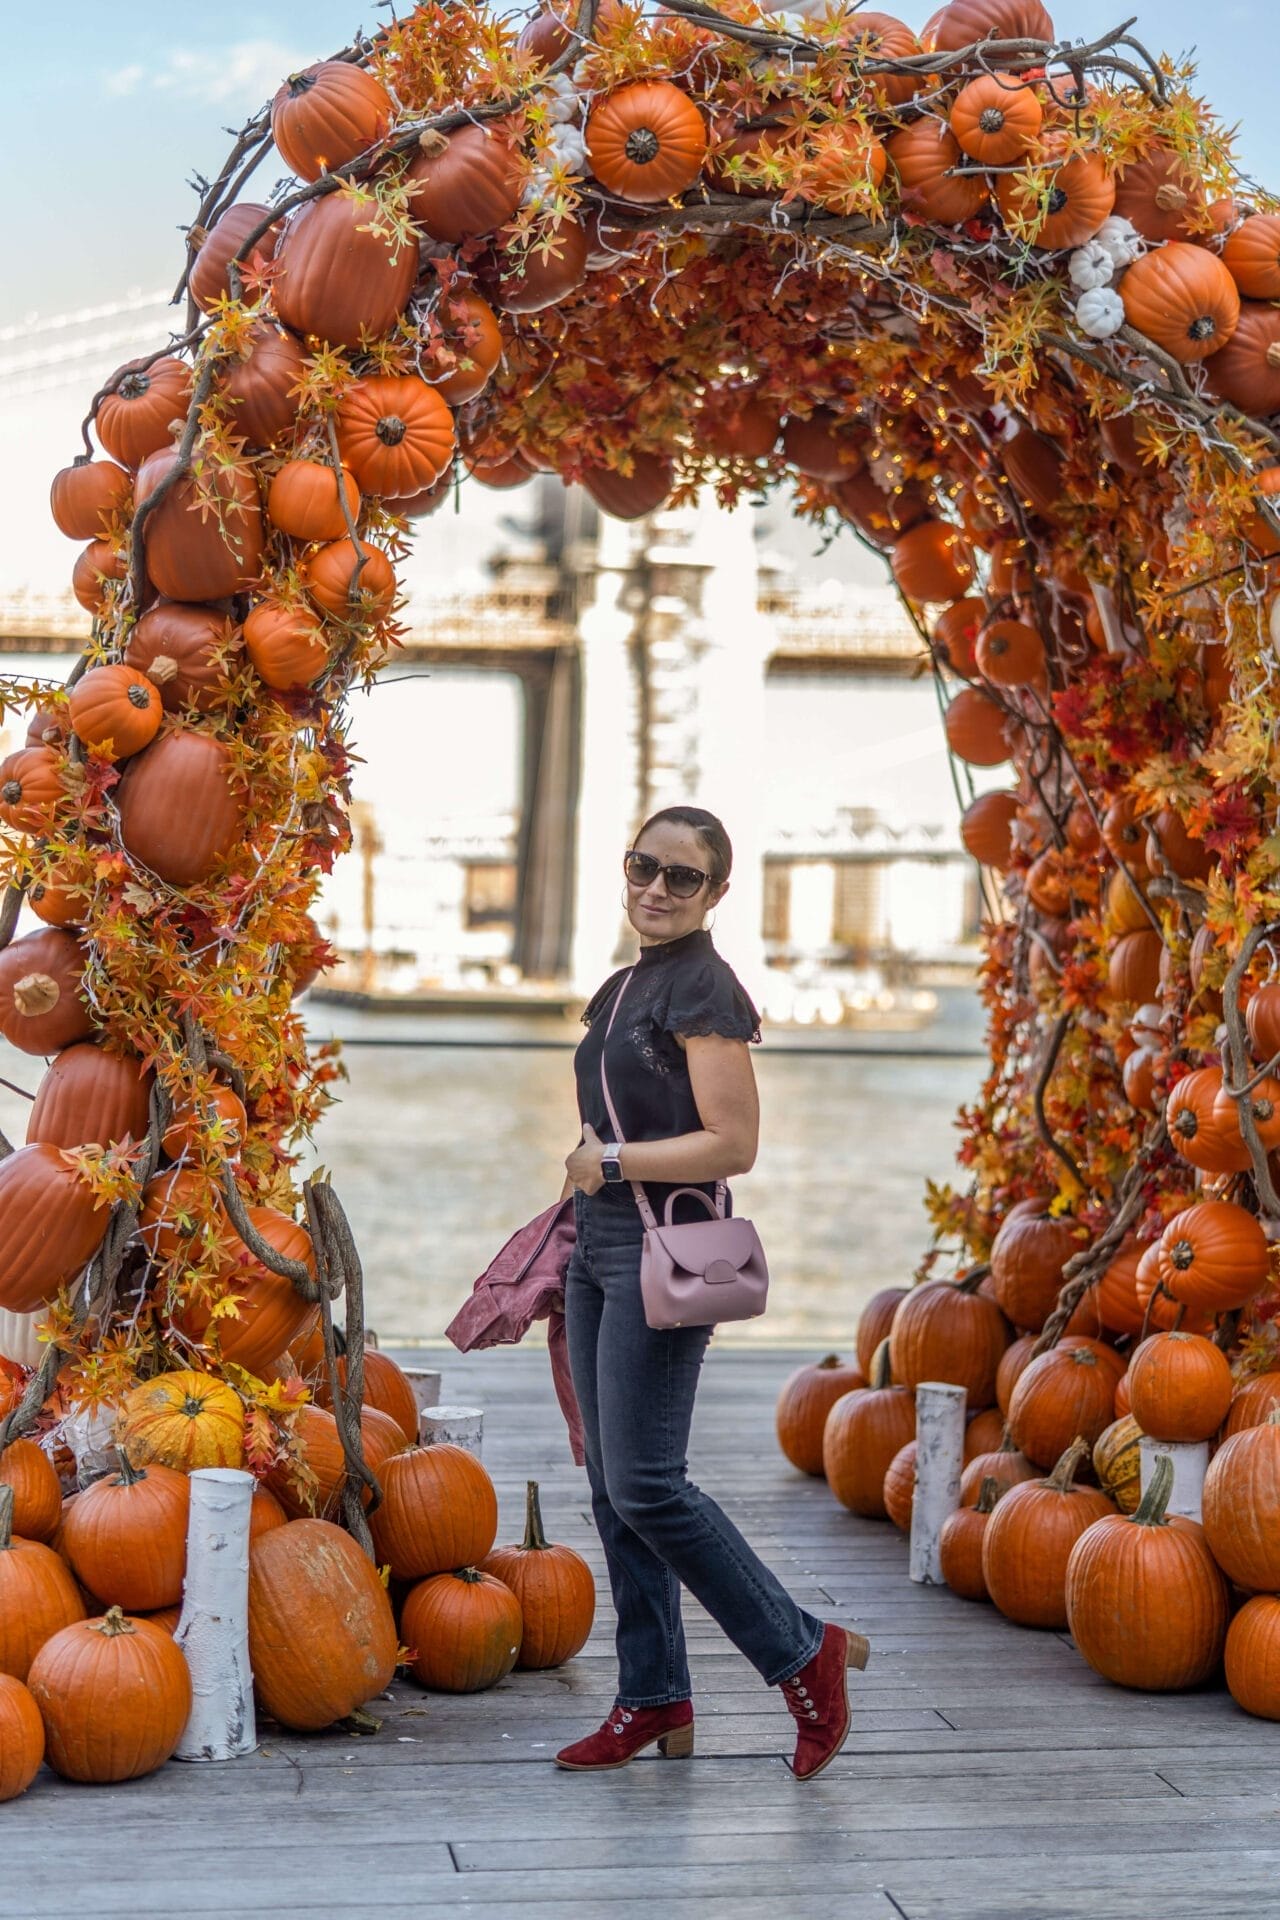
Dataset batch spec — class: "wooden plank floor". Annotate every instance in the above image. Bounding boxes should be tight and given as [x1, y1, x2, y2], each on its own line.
[7, 1344, 1277, 1920]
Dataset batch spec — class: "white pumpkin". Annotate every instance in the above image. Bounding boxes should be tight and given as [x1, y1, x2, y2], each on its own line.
[1094, 215, 1144, 269]
[1076, 286, 1125, 339]
[1069, 240, 1114, 291]
[0, 1307, 42, 1370]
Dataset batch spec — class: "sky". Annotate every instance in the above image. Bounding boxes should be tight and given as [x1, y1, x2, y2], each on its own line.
[1, 0, 1277, 603]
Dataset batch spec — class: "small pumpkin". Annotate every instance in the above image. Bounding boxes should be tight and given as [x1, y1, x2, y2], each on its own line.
[996, 140, 1115, 252]
[49, 459, 131, 540]
[939, 1477, 999, 1602]
[883, 1438, 918, 1533]
[1166, 1065, 1252, 1175]
[265, 1404, 348, 1520]
[981, 1437, 1114, 1629]
[1158, 1200, 1270, 1315]
[182, 1205, 315, 1379]
[1006, 1344, 1118, 1468]
[1113, 145, 1207, 244]
[943, 686, 1009, 767]
[775, 1354, 865, 1475]
[315, 1348, 421, 1448]
[1225, 1595, 1280, 1720]
[975, 619, 1045, 688]
[950, 72, 1042, 167]
[0, 1143, 108, 1314]
[68, 665, 162, 761]
[402, 1566, 523, 1692]
[1127, 1331, 1232, 1443]
[217, 320, 307, 448]
[0, 747, 66, 835]
[480, 1480, 596, 1670]
[244, 601, 330, 692]
[891, 519, 974, 603]
[0, 1484, 86, 1684]
[95, 356, 193, 469]
[60, 1454, 190, 1611]
[1120, 242, 1241, 363]
[1204, 300, 1280, 417]
[933, 598, 984, 677]
[1247, 982, 1280, 1062]
[781, 407, 861, 483]
[822, 1342, 915, 1518]
[1107, 929, 1163, 1007]
[267, 460, 361, 542]
[335, 375, 456, 498]
[303, 539, 398, 621]
[581, 453, 674, 521]
[0, 1674, 44, 1801]
[0, 1439, 62, 1544]
[927, 0, 1054, 50]
[488, 217, 589, 314]
[27, 1608, 192, 1783]
[1202, 1409, 1280, 1591]
[1225, 1371, 1280, 1437]
[1222, 212, 1280, 301]
[885, 120, 986, 226]
[116, 1370, 246, 1474]
[959, 1436, 1038, 1505]
[586, 82, 707, 204]
[960, 790, 1019, 870]
[855, 1287, 908, 1376]
[71, 539, 126, 613]
[188, 202, 281, 312]
[271, 60, 392, 181]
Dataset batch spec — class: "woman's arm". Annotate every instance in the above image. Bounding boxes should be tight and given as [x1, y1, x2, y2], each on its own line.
[564, 1035, 759, 1193]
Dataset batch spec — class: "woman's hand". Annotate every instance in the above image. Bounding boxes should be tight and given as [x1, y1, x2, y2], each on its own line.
[565, 1122, 609, 1196]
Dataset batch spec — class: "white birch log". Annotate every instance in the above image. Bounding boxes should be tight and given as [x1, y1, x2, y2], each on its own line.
[910, 1382, 966, 1585]
[401, 1368, 442, 1428]
[421, 1405, 483, 1456]
[174, 1468, 256, 1762]
[1139, 1435, 1208, 1522]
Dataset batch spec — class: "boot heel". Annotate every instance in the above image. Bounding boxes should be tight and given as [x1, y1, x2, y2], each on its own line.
[657, 1724, 694, 1758]
[845, 1630, 870, 1672]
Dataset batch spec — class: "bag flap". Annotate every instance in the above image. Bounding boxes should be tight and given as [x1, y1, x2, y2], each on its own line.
[648, 1217, 758, 1277]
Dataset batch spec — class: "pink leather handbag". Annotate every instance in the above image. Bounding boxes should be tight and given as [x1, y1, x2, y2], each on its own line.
[599, 970, 769, 1330]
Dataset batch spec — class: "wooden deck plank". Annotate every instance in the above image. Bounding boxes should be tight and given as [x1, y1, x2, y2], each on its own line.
[6, 1344, 1272, 1920]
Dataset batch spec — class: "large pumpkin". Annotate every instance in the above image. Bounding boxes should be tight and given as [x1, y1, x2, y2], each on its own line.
[60, 1455, 190, 1611]
[982, 1437, 1114, 1629]
[0, 929, 94, 1055]
[116, 732, 246, 889]
[1158, 1200, 1270, 1315]
[335, 376, 456, 498]
[248, 1518, 398, 1730]
[821, 1345, 915, 1518]
[401, 1567, 523, 1692]
[95, 356, 193, 469]
[134, 448, 265, 603]
[1128, 1332, 1233, 1444]
[1006, 1344, 1119, 1468]
[1120, 242, 1241, 363]
[181, 1205, 316, 1379]
[0, 1484, 86, 1683]
[116, 1370, 246, 1474]
[188, 202, 281, 312]
[481, 1481, 595, 1670]
[26, 1042, 153, 1152]
[586, 82, 707, 204]
[926, 0, 1054, 50]
[775, 1354, 865, 1475]
[1202, 1412, 1280, 1590]
[0, 1674, 44, 1802]
[1065, 1453, 1228, 1689]
[273, 189, 418, 348]
[405, 123, 523, 240]
[27, 1608, 192, 1783]
[217, 320, 307, 448]
[888, 1271, 1008, 1409]
[0, 1143, 109, 1314]
[989, 1210, 1086, 1333]
[271, 60, 392, 181]
[370, 1444, 499, 1579]
[1223, 212, 1280, 301]
[1204, 300, 1280, 417]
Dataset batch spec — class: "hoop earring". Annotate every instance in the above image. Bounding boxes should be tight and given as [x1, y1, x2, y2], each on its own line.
[704, 910, 717, 931]
[620, 889, 630, 910]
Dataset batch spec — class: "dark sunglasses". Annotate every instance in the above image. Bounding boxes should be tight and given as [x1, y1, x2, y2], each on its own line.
[623, 849, 710, 900]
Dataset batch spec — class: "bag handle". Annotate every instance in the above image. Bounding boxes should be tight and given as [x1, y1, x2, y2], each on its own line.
[598, 970, 725, 1229]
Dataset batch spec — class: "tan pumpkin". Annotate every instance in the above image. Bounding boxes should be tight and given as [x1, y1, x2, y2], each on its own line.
[1093, 1413, 1143, 1514]
[775, 1354, 865, 1475]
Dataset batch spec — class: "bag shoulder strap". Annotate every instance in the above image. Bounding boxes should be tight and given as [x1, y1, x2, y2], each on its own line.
[598, 967, 725, 1228]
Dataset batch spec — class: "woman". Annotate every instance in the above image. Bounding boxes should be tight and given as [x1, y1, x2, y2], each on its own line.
[557, 804, 868, 1780]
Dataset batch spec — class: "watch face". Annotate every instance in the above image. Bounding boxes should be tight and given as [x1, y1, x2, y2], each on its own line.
[603, 1157, 623, 1183]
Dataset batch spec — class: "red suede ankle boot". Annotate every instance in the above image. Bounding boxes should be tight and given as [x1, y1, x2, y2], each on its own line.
[555, 1699, 695, 1771]
[781, 1623, 870, 1781]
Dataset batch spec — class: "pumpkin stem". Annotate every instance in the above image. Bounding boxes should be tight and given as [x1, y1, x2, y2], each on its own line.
[113, 1446, 146, 1487]
[815, 1353, 844, 1370]
[148, 654, 179, 685]
[454, 1565, 485, 1584]
[1045, 1434, 1090, 1492]
[0, 1482, 12, 1551]
[870, 1338, 894, 1390]
[623, 126, 661, 167]
[956, 1264, 991, 1296]
[93, 1606, 137, 1638]
[975, 1475, 1001, 1515]
[1132, 1449, 1174, 1526]
[13, 973, 61, 1017]
[523, 1478, 549, 1552]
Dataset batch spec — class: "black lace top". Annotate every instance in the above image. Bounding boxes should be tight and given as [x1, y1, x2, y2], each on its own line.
[574, 928, 761, 1219]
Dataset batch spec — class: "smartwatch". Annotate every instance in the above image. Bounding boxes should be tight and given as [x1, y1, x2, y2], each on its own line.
[600, 1145, 625, 1184]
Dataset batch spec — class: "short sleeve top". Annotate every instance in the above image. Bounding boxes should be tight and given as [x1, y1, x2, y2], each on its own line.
[574, 928, 761, 1219]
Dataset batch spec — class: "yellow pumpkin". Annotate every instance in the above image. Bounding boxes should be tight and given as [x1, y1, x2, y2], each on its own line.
[117, 1370, 246, 1474]
[1093, 1413, 1143, 1515]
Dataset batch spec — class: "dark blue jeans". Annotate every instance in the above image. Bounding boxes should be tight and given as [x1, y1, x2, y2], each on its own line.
[565, 1187, 823, 1708]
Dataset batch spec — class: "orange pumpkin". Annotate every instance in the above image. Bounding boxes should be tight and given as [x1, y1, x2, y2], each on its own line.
[116, 732, 247, 889]
[401, 1566, 523, 1691]
[488, 216, 590, 314]
[116, 1369, 246, 1473]
[890, 519, 974, 603]
[188, 202, 281, 312]
[431, 289, 504, 407]
[950, 72, 1042, 167]
[1113, 145, 1207, 244]
[0, 747, 66, 835]
[182, 1206, 316, 1378]
[1226, 1372, 1280, 1437]
[885, 120, 986, 226]
[1120, 242, 1241, 363]
[975, 619, 1045, 688]
[27, 1608, 192, 1783]
[1226, 1594, 1280, 1720]
[836, 11, 921, 108]
[0, 1440, 62, 1544]
[943, 686, 1009, 766]
[244, 601, 330, 691]
[0, 1672, 45, 1800]
[1202, 1411, 1280, 1591]
[405, 123, 523, 241]
[1166, 1066, 1251, 1175]
[217, 321, 306, 448]
[781, 407, 861, 483]
[1248, 982, 1280, 1062]
[927, 0, 1054, 50]
[124, 602, 242, 713]
[775, 1354, 865, 1475]
[49, 459, 131, 540]
[581, 453, 674, 521]
[134, 448, 265, 603]
[981, 1437, 1114, 1629]
[0, 930, 94, 1056]
[271, 60, 392, 181]
[1222, 212, 1280, 301]
[1107, 930, 1163, 1007]
[888, 1272, 1009, 1410]
[266, 1404, 348, 1519]
[335, 375, 456, 498]
[267, 460, 361, 542]
[68, 665, 162, 761]
[370, 1444, 499, 1580]
[303, 539, 398, 621]
[26, 1042, 152, 1152]
[933, 597, 984, 676]
[273, 190, 418, 349]
[71, 540, 126, 613]
[1158, 1200, 1271, 1315]
[855, 1287, 908, 1376]
[248, 1518, 397, 1730]
[586, 82, 707, 204]
[95, 356, 193, 469]
[996, 140, 1115, 251]
[960, 789, 1019, 870]
[1204, 300, 1280, 417]
[1127, 1331, 1233, 1444]
[1006, 1344, 1119, 1468]
[61, 1456, 190, 1611]
[822, 1344, 915, 1518]
[480, 1480, 595, 1670]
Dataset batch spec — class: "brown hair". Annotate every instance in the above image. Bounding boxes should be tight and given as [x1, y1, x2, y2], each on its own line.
[635, 806, 732, 887]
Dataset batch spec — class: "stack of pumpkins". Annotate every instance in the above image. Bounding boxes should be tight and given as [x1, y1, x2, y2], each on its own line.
[0, 1347, 594, 1797]
[776, 1248, 1280, 1714]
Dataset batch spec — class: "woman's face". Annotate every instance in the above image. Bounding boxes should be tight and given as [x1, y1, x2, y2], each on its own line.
[625, 821, 728, 946]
